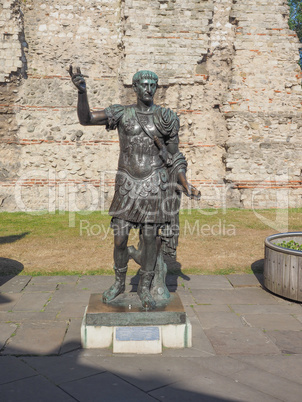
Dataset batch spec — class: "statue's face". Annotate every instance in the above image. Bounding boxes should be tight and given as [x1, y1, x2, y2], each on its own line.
[134, 78, 157, 103]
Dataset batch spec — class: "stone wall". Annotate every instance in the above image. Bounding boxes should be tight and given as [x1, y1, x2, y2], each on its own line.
[0, 0, 301, 212]
[0, 0, 25, 210]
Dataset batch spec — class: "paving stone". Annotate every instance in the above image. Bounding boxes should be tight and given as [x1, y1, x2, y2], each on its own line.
[266, 330, 302, 354]
[1, 272, 302, 402]
[0, 375, 75, 402]
[188, 356, 250, 377]
[13, 292, 53, 312]
[163, 316, 216, 358]
[191, 315, 216, 354]
[0, 276, 31, 293]
[60, 319, 82, 354]
[45, 289, 90, 309]
[44, 289, 90, 318]
[30, 276, 79, 285]
[57, 283, 78, 291]
[241, 314, 302, 331]
[162, 346, 214, 358]
[177, 290, 197, 306]
[0, 293, 22, 311]
[226, 274, 263, 287]
[191, 288, 281, 305]
[204, 327, 281, 355]
[2, 311, 58, 323]
[0, 356, 37, 384]
[182, 275, 233, 290]
[0, 311, 8, 321]
[194, 354, 302, 400]
[76, 275, 113, 292]
[195, 311, 245, 329]
[230, 303, 302, 315]
[296, 314, 302, 324]
[2, 321, 68, 355]
[193, 304, 232, 313]
[26, 279, 78, 293]
[83, 355, 208, 392]
[183, 304, 197, 318]
[78, 348, 114, 358]
[55, 302, 87, 319]
[23, 353, 104, 385]
[229, 365, 302, 402]
[0, 323, 17, 349]
[24, 282, 59, 292]
[60, 371, 155, 401]
[149, 366, 279, 402]
[235, 355, 302, 385]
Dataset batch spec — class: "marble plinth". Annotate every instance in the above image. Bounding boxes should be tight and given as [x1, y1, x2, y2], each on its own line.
[81, 292, 192, 353]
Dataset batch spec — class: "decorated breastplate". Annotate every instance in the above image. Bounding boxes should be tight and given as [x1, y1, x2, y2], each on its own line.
[135, 110, 157, 141]
[118, 108, 164, 178]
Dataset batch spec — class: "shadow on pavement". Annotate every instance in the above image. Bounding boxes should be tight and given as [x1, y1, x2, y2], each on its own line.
[0, 232, 28, 293]
[251, 259, 264, 287]
[0, 342, 240, 402]
[0, 258, 24, 304]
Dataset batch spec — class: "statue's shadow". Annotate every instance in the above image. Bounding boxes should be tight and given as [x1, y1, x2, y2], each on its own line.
[0, 258, 24, 304]
[0, 232, 29, 245]
[129, 255, 190, 292]
[0, 232, 28, 304]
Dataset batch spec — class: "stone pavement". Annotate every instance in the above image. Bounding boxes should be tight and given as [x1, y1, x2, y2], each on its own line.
[0, 273, 302, 401]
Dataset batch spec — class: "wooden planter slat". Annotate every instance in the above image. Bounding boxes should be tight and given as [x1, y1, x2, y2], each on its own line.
[264, 233, 302, 302]
[290, 255, 298, 301]
[298, 258, 302, 302]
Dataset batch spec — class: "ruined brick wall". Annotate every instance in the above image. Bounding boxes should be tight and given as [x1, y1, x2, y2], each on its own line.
[0, 0, 25, 208]
[0, 0, 301, 212]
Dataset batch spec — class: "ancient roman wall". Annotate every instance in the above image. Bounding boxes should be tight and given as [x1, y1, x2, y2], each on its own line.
[0, 0, 301, 212]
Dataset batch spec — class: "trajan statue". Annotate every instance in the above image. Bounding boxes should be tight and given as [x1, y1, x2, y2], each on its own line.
[70, 67, 200, 309]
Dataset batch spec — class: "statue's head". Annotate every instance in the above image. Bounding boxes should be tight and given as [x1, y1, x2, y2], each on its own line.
[132, 70, 158, 86]
[132, 70, 158, 104]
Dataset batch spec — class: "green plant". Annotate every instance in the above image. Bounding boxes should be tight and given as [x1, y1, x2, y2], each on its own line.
[277, 240, 302, 251]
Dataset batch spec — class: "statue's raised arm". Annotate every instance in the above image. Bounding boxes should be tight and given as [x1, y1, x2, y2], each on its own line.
[69, 65, 108, 126]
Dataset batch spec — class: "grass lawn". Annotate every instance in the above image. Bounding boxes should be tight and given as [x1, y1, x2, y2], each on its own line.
[1, 208, 301, 276]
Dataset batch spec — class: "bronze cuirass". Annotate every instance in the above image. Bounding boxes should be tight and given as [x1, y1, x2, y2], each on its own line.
[117, 109, 164, 179]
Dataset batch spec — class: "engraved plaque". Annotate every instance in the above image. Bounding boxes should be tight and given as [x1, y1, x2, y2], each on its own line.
[116, 326, 160, 342]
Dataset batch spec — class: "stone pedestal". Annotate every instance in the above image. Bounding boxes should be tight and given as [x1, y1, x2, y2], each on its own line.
[81, 292, 192, 354]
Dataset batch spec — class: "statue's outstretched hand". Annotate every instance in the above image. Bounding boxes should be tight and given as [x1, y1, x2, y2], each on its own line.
[68, 65, 87, 93]
[177, 171, 201, 200]
[187, 184, 201, 200]
[177, 181, 201, 200]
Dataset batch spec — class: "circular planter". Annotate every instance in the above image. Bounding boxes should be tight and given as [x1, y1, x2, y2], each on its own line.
[264, 232, 302, 302]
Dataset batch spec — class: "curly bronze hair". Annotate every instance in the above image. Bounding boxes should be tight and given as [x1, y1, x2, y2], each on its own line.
[132, 70, 158, 86]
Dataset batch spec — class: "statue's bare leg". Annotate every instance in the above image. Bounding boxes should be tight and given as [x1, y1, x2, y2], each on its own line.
[103, 221, 129, 303]
[137, 224, 158, 310]
[128, 229, 143, 265]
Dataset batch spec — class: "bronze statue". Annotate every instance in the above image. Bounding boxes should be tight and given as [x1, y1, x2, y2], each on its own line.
[69, 67, 200, 309]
